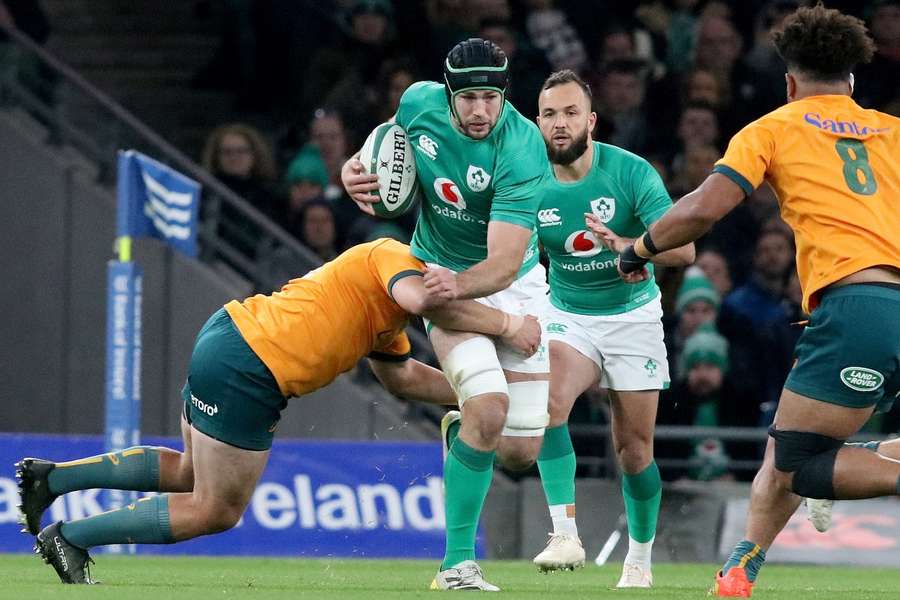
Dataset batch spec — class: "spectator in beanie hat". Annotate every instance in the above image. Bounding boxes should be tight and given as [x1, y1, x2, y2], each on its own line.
[284, 144, 330, 213]
[658, 324, 761, 481]
[676, 266, 720, 336]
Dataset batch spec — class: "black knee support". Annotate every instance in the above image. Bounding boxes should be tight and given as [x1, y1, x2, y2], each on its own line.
[769, 427, 844, 499]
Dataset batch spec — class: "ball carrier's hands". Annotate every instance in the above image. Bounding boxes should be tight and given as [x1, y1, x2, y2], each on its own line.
[340, 154, 379, 215]
[423, 265, 459, 305]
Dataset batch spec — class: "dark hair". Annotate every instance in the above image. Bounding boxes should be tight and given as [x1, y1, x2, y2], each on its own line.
[772, 3, 875, 81]
[599, 58, 645, 79]
[681, 100, 718, 115]
[541, 69, 592, 101]
[201, 122, 276, 181]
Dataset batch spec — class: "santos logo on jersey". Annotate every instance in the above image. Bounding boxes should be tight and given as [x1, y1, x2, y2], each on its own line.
[433, 178, 467, 210]
[564, 230, 603, 257]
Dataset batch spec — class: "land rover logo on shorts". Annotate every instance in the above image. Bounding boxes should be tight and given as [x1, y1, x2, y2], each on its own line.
[466, 165, 491, 192]
[840, 367, 884, 391]
[590, 197, 616, 223]
[547, 322, 567, 334]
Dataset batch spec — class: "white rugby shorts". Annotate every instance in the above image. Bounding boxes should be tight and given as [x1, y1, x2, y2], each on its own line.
[425, 262, 551, 373]
[544, 295, 670, 391]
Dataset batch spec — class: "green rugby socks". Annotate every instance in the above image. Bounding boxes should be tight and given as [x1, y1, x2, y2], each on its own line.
[441, 439, 495, 570]
[537, 424, 578, 536]
[446, 418, 461, 449]
[61, 494, 174, 549]
[622, 460, 662, 558]
[48, 446, 162, 495]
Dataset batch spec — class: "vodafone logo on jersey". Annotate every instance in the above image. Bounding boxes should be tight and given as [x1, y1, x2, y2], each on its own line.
[433, 178, 466, 210]
[564, 230, 603, 257]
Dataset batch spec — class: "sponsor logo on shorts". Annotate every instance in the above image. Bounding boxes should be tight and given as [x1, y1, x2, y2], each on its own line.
[840, 367, 884, 392]
[644, 358, 658, 377]
[191, 394, 219, 417]
[590, 197, 616, 223]
[417, 135, 438, 159]
[466, 165, 491, 192]
[546, 322, 567, 334]
[433, 177, 467, 210]
[538, 208, 561, 227]
[564, 230, 603, 257]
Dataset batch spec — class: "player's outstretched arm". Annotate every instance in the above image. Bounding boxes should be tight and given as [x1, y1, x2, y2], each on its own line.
[641, 173, 744, 255]
[423, 221, 532, 303]
[392, 274, 541, 356]
[368, 358, 458, 406]
[618, 173, 746, 277]
[584, 214, 696, 266]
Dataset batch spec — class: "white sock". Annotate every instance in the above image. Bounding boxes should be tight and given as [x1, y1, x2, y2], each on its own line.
[624, 536, 654, 569]
[549, 504, 578, 537]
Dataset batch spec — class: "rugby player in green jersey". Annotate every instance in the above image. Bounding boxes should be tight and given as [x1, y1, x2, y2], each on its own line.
[531, 70, 694, 586]
[342, 39, 552, 591]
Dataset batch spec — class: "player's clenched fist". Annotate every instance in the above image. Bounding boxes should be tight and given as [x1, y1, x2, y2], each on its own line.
[340, 155, 380, 215]
[423, 266, 459, 304]
[500, 314, 542, 357]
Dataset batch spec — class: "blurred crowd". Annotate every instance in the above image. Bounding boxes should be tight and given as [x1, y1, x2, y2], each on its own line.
[5, 0, 898, 480]
[192, 0, 900, 481]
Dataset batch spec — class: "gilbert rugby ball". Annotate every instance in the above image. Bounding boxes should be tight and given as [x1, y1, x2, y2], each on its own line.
[359, 123, 419, 219]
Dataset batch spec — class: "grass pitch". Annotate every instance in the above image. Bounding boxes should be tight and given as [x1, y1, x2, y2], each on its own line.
[3, 554, 898, 599]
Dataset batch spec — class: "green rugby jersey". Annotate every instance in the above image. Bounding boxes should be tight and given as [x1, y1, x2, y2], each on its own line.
[396, 81, 546, 276]
[537, 142, 672, 315]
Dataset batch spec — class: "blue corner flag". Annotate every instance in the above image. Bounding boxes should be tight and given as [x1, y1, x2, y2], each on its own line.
[116, 150, 201, 257]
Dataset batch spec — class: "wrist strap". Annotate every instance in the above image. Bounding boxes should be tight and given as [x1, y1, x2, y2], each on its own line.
[642, 231, 661, 255]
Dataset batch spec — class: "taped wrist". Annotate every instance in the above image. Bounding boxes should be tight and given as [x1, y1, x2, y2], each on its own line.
[618, 245, 650, 274]
[500, 314, 524, 338]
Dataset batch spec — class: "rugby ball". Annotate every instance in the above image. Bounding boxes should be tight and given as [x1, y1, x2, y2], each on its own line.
[359, 123, 420, 219]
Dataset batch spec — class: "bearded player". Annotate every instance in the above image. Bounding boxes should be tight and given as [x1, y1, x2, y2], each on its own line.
[343, 39, 550, 590]
[17, 239, 541, 584]
[607, 5, 900, 596]
[529, 70, 694, 586]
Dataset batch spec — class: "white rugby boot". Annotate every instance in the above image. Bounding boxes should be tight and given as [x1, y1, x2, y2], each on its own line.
[430, 560, 500, 591]
[533, 533, 585, 572]
[441, 410, 461, 462]
[617, 562, 653, 588]
[805, 498, 834, 533]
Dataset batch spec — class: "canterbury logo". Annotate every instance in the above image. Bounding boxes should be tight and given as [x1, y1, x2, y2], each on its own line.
[546, 323, 567, 334]
[538, 208, 561, 227]
[417, 135, 438, 159]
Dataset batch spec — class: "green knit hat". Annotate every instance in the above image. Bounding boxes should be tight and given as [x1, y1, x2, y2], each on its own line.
[680, 323, 729, 376]
[676, 266, 720, 314]
[285, 145, 329, 188]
